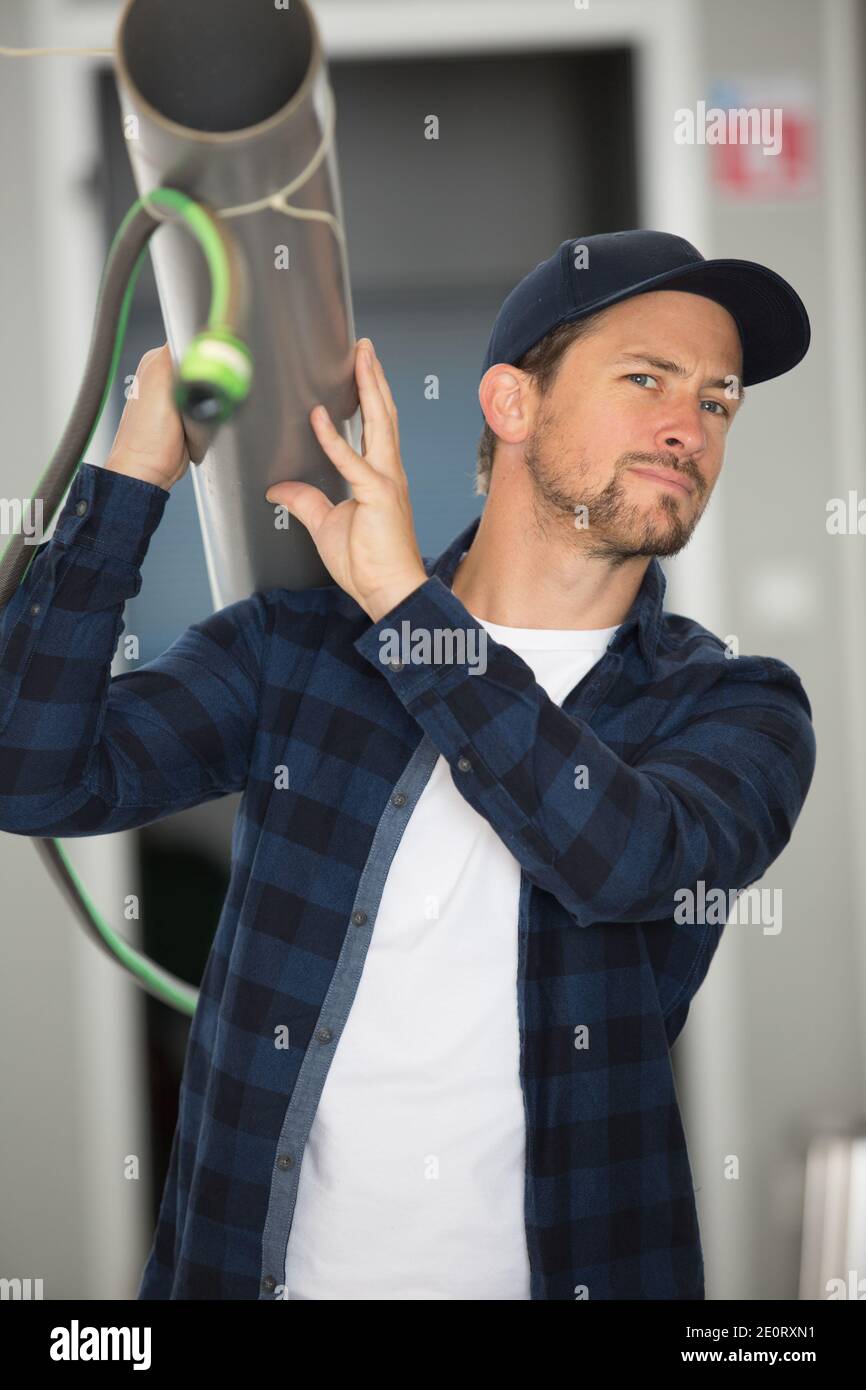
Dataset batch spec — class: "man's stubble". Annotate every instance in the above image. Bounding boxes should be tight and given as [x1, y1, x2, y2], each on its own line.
[521, 401, 708, 568]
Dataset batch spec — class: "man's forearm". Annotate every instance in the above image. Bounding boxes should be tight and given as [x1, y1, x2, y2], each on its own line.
[0, 463, 168, 835]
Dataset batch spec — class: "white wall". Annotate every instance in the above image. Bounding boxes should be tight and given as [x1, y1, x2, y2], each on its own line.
[0, 0, 150, 1298]
[670, 0, 866, 1301]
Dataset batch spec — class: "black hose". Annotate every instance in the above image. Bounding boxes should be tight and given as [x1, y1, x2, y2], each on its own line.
[0, 196, 248, 1016]
[0, 203, 162, 609]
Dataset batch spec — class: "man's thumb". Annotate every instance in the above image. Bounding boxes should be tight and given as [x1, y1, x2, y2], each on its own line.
[264, 481, 331, 535]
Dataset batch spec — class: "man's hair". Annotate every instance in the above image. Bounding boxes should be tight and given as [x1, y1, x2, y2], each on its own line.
[474, 307, 611, 497]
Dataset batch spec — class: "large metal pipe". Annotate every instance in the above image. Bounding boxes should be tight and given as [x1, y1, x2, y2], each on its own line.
[114, 0, 358, 606]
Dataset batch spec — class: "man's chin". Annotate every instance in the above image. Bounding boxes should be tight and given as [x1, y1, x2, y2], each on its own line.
[636, 527, 695, 558]
[634, 498, 700, 551]
[616, 515, 697, 558]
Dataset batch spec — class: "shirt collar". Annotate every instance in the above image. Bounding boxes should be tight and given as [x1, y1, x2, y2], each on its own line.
[426, 512, 666, 675]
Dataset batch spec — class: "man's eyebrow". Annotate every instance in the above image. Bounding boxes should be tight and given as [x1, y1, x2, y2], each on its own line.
[613, 352, 746, 403]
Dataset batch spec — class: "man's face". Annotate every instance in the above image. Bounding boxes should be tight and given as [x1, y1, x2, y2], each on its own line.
[513, 289, 745, 562]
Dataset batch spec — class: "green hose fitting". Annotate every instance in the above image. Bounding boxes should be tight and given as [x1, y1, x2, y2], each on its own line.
[174, 327, 254, 424]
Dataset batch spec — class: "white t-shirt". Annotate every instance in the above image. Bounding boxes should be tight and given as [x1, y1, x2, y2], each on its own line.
[283, 611, 619, 1299]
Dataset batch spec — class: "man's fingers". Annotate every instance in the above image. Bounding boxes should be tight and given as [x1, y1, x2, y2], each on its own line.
[355, 343, 389, 450]
[310, 406, 381, 492]
[366, 346, 400, 449]
[109, 342, 188, 485]
[265, 481, 333, 537]
[354, 340, 402, 480]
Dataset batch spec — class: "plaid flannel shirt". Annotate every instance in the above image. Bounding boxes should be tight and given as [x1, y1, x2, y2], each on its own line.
[0, 461, 816, 1299]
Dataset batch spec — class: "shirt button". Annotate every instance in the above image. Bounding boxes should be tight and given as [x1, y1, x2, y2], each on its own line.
[75, 499, 88, 516]
[351, 910, 368, 926]
[391, 791, 407, 807]
[29, 603, 41, 617]
[388, 660, 404, 673]
[316, 1026, 333, 1044]
[457, 756, 472, 772]
[262, 1275, 277, 1293]
[276, 1153, 294, 1170]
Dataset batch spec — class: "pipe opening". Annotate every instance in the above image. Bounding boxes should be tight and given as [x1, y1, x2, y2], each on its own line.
[119, 0, 314, 134]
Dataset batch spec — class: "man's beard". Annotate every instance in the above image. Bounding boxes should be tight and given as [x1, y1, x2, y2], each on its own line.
[523, 415, 706, 568]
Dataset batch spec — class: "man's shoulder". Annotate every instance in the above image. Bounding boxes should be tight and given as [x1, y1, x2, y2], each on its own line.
[658, 608, 812, 716]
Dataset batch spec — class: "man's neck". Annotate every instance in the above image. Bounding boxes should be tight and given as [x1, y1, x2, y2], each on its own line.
[450, 497, 652, 631]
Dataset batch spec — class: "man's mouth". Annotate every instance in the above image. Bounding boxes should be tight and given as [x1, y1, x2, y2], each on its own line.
[628, 466, 694, 496]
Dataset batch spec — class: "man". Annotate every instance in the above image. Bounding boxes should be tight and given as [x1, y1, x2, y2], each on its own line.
[0, 230, 816, 1300]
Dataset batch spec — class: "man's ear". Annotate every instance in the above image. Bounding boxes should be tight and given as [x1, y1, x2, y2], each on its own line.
[480, 364, 532, 446]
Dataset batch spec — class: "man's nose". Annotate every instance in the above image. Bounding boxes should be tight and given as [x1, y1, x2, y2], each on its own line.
[652, 401, 708, 458]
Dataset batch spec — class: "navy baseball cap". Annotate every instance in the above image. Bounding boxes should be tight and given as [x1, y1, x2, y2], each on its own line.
[480, 229, 811, 391]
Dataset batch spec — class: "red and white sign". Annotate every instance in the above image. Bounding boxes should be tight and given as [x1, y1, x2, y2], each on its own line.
[706, 79, 818, 198]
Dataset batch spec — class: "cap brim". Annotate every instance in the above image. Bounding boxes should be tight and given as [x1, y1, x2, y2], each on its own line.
[568, 259, 810, 386]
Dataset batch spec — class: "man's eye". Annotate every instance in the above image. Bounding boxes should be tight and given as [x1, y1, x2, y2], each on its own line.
[627, 373, 658, 389]
[701, 399, 730, 417]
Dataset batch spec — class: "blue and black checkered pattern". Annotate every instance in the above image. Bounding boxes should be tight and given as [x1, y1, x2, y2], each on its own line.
[0, 462, 816, 1299]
